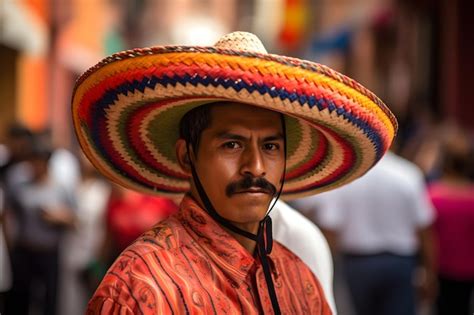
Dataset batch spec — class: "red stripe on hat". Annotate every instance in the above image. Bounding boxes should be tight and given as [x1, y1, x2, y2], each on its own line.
[285, 122, 357, 191]
[285, 125, 328, 180]
[94, 113, 185, 193]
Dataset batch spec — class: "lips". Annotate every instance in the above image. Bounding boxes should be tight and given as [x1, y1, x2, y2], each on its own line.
[234, 188, 270, 194]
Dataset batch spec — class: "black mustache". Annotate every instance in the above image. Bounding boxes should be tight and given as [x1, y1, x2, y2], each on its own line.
[226, 175, 277, 197]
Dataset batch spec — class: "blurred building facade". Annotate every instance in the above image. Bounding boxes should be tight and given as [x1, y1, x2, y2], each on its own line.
[1, 0, 473, 149]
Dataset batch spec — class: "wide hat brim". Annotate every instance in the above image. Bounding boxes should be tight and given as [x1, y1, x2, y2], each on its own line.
[72, 33, 397, 201]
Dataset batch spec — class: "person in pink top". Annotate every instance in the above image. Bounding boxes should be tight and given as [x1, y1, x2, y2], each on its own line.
[428, 129, 474, 315]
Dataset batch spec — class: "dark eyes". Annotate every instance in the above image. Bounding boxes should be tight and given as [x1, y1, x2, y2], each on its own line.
[221, 142, 280, 151]
[263, 143, 280, 151]
[223, 141, 241, 149]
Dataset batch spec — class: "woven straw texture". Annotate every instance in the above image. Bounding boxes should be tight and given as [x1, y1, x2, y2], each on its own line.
[72, 32, 397, 200]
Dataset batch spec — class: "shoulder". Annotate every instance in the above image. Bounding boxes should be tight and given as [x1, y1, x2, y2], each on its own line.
[97, 215, 186, 283]
[97, 217, 182, 284]
[88, 216, 186, 313]
[128, 217, 181, 256]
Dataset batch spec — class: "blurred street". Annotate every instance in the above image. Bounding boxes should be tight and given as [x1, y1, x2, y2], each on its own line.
[1, 0, 473, 314]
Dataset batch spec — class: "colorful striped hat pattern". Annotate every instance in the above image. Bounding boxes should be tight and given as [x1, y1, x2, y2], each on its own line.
[72, 31, 397, 200]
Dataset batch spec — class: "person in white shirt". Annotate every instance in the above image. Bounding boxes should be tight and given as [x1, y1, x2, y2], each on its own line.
[59, 154, 111, 315]
[290, 151, 437, 315]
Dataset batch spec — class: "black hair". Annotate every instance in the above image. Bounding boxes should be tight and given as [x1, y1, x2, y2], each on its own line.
[29, 141, 53, 161]
[442, 147, 472, 178]
[178, 104, 214, 154]
[8, 123, 33, 139]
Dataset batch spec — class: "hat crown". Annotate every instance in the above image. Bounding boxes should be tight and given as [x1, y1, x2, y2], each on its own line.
[214, 31, 267, 53]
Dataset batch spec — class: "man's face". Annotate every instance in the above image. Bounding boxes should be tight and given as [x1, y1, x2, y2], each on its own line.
[191, 103, 285, 227]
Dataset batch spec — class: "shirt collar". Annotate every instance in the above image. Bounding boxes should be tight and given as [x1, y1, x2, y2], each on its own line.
[177, 195, 258, 282]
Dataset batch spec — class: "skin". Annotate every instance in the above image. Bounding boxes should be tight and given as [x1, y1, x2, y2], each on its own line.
[176, 103, 285, 253]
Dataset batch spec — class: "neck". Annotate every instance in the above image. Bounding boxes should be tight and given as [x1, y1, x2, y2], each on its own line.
[442, 173, 471, 186]
[189, 192, 261, 254]
[33, 173, 48, 184]
[225, 223, 259, 254]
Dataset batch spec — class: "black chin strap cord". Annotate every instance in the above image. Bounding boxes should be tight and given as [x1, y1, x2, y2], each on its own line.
[190, 164, 258, 241]
[186, 116, 287, 315]
[257, 114, 286, 314]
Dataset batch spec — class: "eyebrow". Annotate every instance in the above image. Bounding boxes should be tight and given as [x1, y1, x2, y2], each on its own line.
[216, 132, 284, 142]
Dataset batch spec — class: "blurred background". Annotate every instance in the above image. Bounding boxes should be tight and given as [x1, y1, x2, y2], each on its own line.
[0, 0, 473, 314]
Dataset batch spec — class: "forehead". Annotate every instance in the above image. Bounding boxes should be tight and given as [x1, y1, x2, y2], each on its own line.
[208, 103, 283, 132]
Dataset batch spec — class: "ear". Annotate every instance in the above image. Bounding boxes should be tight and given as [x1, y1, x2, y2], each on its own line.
[175, 139, 192, 175]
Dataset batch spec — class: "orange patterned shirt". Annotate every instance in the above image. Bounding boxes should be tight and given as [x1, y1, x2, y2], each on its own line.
[87, 196, 332, 315]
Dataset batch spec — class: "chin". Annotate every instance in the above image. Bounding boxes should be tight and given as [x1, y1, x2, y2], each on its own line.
[227, 195, 271, 222]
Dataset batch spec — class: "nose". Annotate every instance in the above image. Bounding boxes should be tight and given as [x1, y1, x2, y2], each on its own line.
[240, 143, 266, 177]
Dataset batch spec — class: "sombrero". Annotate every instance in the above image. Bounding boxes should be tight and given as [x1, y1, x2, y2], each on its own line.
[72, 31, 397, 200]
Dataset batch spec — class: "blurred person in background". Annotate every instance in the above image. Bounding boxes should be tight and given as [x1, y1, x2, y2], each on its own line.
[428, 127, 474, 315]
[291, 150, 437, 315]
[0, 124, 34, 313]
[48, 141, 81, 199]
[0, 124, 33, 313]
[58, 153, 112, 315]
[4, 138, 76, 315]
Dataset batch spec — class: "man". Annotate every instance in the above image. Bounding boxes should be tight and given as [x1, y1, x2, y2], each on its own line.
[291, 151, 436, 315]
[72, 31, 397, 314]
[5, 140, 76, 315]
